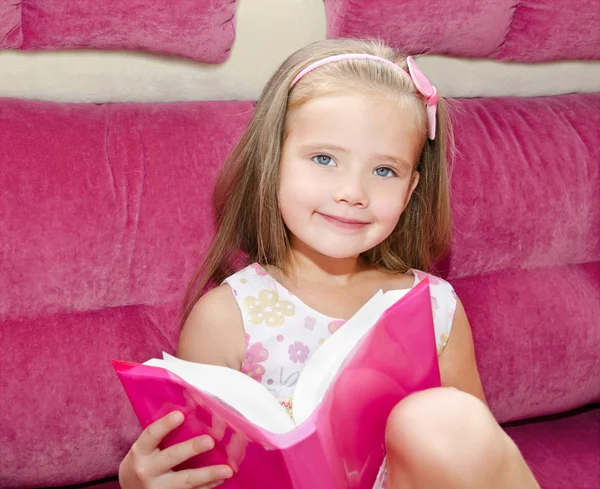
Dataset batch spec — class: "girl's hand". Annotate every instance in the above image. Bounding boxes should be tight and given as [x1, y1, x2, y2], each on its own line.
[119, 411, 234, 489]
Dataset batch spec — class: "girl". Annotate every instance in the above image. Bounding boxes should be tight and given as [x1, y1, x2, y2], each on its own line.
[119, 39, 540, 489]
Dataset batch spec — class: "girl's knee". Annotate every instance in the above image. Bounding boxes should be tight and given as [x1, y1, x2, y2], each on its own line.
[385, 387, 501, 466]
[385, 388, 535, 488]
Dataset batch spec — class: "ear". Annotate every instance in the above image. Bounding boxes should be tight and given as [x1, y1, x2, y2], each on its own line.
[402, 170, 420, 211]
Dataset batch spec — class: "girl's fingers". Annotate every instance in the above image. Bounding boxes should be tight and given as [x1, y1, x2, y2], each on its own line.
[129, 410, 234, 487]
[134, 411, 185, 456]
[169, 465, 233, 489]
[154, 434, 222, 475]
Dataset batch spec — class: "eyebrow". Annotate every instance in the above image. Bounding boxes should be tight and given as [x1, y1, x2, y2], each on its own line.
[300, 143, 412, 169]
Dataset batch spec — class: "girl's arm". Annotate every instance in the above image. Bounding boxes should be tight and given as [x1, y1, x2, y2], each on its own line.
[177, 284, 246, 371]
[437, 298, 489, 407]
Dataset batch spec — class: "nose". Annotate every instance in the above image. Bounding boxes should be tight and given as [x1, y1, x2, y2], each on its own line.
[333, 171, 369, 208]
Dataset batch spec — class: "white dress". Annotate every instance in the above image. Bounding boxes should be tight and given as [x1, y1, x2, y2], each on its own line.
[223, 263, 458, 488]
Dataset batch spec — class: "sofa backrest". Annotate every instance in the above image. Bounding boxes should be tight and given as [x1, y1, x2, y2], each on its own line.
[0, 99, 254, 487]
[1, 94, 598, 486]
[443, 95, 600, 421]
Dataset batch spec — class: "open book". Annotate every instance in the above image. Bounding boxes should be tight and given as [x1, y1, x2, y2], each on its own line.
[113, 278, 440, 489]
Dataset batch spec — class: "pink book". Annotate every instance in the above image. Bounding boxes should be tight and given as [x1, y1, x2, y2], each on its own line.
[113, 278, 441, 489]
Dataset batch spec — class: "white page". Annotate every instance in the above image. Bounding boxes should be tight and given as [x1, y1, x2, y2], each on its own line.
[143, 354, 295, 434]
[292, 288, 410, 425]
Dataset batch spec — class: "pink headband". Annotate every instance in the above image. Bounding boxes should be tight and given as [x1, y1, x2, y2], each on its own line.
[290, 54, 438, 140]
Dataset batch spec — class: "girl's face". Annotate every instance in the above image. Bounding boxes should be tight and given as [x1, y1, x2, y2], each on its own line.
[278, 91, 423, 261]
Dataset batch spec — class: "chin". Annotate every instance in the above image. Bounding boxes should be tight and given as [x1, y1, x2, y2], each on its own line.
[287, 223, 390, 260]
[303, 238, 376, 260]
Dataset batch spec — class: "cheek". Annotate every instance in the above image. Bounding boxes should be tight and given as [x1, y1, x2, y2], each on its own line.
[372, 188, 409, 224]
[279, 162, 310, 227]
[279, 159, 323, 207]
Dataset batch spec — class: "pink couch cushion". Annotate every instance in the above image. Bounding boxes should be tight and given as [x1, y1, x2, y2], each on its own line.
[444, 95, 600, 279]
[325, 0, 600, 61]
[0, 0, 22, 48]
[1, 100, 254, 322]
[451, 264, 600, 423]
[504, 406, 600, 489]
[2, 0, 236, 63]
[1, 93, 598, 486]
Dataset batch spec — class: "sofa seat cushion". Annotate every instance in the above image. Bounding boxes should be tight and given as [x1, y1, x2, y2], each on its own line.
[504, 405, 600, 489]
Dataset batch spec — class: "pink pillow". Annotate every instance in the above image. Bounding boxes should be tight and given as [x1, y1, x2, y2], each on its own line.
[325, 0, 600, 61]
[1, 0, 237, 63]
[0, 0, 21, 48]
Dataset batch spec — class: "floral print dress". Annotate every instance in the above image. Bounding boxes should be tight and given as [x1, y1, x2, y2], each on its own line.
[222, 263, 457, 488]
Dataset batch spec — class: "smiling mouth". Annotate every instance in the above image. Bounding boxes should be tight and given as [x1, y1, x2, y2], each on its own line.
[317, 212, 370, 229]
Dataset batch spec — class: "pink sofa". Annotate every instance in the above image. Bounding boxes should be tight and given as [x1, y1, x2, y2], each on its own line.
[1, 0, 599, 487]
[1, 93, 598, 489]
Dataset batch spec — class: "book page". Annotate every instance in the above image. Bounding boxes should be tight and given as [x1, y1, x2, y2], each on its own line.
[292, 289, 410, 425]
[144, 353, 296, 434]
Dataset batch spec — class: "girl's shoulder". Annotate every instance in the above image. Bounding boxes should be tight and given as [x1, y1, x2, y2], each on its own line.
[222, 262, 276, 293]
[178, 283, 246, 369]
[409, 269, 458, 356]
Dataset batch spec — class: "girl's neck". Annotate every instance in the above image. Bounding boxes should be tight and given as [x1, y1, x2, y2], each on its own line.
[281, 247, 373, 288]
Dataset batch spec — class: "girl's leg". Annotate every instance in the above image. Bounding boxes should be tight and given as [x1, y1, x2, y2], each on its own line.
[385, 387, 540, 489]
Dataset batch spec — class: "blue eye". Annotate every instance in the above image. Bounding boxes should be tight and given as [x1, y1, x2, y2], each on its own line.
[374, 167, 397, 178]
[313, 155, 334, 166]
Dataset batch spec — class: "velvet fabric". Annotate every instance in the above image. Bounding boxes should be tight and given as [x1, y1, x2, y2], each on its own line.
[1, 0, 236, 63]
[0, 99, 255, 488]
[504, 405, 600, 488]
[324, 0, 600, 61]
[1, 94, 598, 487]
[443, 95, 600, 421]
[0, 0, 22, 48]
[451, 264, 600, 423]
[445, 95, 600, 278]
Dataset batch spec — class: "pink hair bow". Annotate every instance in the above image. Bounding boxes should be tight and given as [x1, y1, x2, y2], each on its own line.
[406, 56, 438, 140]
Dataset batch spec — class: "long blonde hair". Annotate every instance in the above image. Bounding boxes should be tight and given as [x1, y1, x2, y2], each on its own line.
[181, 38, 453, 324]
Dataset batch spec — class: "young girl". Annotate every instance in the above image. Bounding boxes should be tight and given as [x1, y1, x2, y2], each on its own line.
[119, 39, 540, 489]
